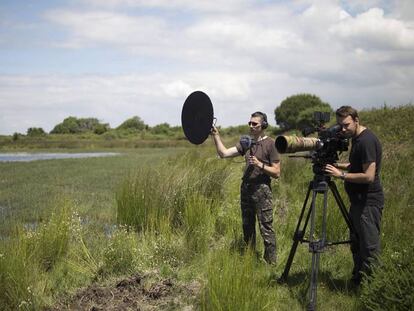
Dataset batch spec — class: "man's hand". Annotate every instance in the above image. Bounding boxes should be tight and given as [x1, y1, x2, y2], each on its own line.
[248, 155, 261, 167]
[324, 164, 342, 178]
[249, 156, 280, 178]
[211, 126, 219, 136]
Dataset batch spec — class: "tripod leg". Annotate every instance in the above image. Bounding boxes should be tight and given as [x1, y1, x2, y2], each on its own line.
[279, 181, 313, 282]
[308, 252, 320, 311]
[329, 181, 357, 238]
[308, 181, 328, 311]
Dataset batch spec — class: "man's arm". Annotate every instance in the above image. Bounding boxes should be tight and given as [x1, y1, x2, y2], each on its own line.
[249, 156, 280, 179]
[325, 162, 376, 183]
[211, 127, 240, 158]
[265, 161, 281, 179]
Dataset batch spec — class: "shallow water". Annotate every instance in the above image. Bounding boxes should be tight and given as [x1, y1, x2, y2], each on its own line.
[0, 152, 120, 162]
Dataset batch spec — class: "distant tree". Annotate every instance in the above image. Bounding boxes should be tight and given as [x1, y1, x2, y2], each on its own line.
[27, 127, 46, 137]
[51, 117, 80, 134]
[12, 132, 20, 141]
[150, 123, 171, 135]
[77, 118, 103, 131]
[116, 116, 147, 131]
[51, 117, 110, 134]
[274, 94, 333, 131]
[93, 123, 110, 135]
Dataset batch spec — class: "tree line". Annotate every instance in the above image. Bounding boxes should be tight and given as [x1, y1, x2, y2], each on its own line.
[22, 93, 332, 137]
[23, 116, 182, 138]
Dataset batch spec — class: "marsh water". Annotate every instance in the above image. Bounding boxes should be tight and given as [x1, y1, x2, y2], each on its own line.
[0, 152, 120, 162]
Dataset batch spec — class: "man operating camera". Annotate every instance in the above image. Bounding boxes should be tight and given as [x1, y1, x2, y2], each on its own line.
[211, 112, 280, 264]
[324, 106, 384, 285]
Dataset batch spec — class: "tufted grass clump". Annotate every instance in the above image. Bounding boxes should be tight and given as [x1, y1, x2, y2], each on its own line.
[116, 150, 232, 233]
[183, 193, 218, 256]
[0, 203, 73, 310]
[201, 248, 275, 311]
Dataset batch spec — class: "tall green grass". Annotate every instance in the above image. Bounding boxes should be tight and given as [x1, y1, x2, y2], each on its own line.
[0, 202, 73, 310]
[183, 193, 218, 255]
[116, 150, 232, 234]
[0, 105, 413, 310]
[201, 248, 277, 311]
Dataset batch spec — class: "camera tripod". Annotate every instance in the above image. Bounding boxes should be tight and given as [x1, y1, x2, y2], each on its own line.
[279, 171, 356, 311]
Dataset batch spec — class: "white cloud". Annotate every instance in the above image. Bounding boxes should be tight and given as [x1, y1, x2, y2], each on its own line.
[0, 0, 413, 134]
[187, 17, 303, 51]
[162, 80, 192, 98]
[0, 71, 253, 134]
[80, 0, 253, 13]
[330, 7, 414, 49]
[44, 10, 171, 49]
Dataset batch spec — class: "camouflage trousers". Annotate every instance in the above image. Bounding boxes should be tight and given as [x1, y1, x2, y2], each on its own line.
[240, 182, 276, 264]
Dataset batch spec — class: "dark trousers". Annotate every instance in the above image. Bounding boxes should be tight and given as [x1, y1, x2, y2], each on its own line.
[349, 202, 383, 282]
[240, 182, 276, 264]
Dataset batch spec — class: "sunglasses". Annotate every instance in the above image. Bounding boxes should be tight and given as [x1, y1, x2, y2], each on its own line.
[248, 121, 260, 127]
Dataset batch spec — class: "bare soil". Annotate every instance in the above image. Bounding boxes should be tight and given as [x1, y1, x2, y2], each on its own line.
[46, 272, 201, 311]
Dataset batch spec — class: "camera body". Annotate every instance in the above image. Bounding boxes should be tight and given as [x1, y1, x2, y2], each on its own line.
[275, 112, 349, 175]
[310, 123, 349, 174]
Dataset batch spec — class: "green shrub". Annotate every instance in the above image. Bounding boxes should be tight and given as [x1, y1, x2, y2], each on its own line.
[50, 116, 109, 134]
[31, 207, 72, 271]
[116, 116, 147, 131]
[359, 246, 414, 311]
[100, 226, 140, 276]
[12, 132, 21, 141]
[27, 127, 46, 137]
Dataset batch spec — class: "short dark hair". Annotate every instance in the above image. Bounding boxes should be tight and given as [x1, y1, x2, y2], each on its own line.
[336, 106, 359, 121]
[251, 111, 268, 129]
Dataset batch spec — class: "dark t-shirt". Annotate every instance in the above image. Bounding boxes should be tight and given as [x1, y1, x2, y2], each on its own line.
[236, 136, 280, 184]
[344, 128, 384, 205]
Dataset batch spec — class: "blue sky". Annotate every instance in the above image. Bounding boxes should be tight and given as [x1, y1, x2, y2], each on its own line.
[1, 0, 413, 134]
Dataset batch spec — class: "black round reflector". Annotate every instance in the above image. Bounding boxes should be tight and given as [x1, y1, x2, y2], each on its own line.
[181, 91, 214, 145]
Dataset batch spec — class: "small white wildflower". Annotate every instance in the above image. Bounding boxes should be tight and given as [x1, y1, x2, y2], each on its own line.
[18, 301, 28, 308]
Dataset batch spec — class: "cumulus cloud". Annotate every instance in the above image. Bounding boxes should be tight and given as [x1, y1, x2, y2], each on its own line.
[330, 7, 414, 50]
[0, 71, 253, 134]
[44, 10, 172, 50]
[0, 0, 413, 134]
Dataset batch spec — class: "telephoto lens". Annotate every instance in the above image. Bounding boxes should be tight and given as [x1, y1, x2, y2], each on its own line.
[275, 136, 320, 154]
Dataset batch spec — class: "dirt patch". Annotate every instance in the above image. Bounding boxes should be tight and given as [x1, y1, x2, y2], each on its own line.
[47, 272, 201, 311]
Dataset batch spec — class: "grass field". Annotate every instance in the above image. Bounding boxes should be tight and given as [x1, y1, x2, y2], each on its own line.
[0, 148, 184, 235]
[0, 105, 413, 310]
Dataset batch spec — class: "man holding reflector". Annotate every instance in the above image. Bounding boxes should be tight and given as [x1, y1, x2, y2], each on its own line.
[211, 112, 281, 264]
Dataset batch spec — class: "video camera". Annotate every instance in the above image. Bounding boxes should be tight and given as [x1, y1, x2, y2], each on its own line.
[275, 112, 349, 175]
